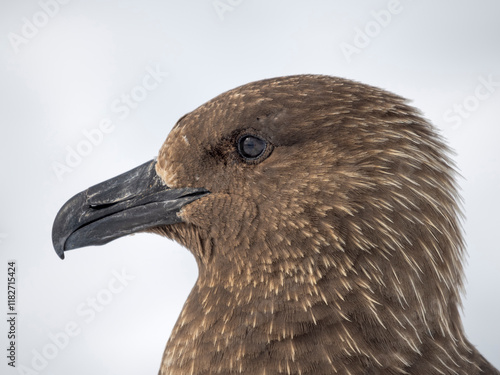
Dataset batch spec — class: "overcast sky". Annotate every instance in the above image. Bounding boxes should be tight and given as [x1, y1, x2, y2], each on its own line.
[0, 1, 499, 374]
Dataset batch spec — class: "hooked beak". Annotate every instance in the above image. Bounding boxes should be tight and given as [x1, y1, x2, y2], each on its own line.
[52, 159, 209, 259]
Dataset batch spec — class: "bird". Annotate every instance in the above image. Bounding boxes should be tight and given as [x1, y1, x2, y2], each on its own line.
[52, 74, 499, 375]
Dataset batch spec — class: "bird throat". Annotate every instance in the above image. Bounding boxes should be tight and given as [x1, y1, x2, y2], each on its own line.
[155, 210, 479, 375]
[159, 261, 402, 375]
[157, 250, 480, 375]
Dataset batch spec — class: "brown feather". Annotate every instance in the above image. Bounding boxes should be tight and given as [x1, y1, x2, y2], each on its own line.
[149, 75, 498, 374]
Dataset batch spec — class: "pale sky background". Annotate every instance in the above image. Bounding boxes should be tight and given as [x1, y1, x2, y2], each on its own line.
[0, 1, 499, 374]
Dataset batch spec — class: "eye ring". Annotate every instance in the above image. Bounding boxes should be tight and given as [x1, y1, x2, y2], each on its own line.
[237, 135, 268, 161]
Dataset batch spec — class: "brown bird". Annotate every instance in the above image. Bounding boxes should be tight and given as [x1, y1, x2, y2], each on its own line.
[52, 75, 499, 375]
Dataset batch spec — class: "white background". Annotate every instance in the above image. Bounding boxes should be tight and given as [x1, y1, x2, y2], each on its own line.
[0, 1, 499, 373]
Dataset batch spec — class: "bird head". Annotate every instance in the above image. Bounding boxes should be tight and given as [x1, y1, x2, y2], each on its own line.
[53, 75, 484, 374]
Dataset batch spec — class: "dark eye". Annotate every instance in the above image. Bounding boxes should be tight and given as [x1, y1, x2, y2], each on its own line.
[237, 135, 267, 160]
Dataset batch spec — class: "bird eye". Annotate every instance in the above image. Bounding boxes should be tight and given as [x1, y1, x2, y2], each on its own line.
[237, 135, 268, 160]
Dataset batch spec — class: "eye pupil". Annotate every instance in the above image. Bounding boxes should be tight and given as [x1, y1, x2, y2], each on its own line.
[238, 135, 267, 159]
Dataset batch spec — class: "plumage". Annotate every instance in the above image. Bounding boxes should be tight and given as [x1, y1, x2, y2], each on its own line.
[52, 75, 499, 374]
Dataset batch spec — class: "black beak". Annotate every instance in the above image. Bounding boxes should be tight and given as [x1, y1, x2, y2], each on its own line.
[52, 159, 209, 259]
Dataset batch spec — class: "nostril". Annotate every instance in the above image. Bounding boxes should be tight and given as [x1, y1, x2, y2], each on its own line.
[89, 202, 119, 210]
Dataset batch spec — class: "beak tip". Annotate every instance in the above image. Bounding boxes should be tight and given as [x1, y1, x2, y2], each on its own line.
[53, 241, 66, 260]
[52, 229, 67, 260]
